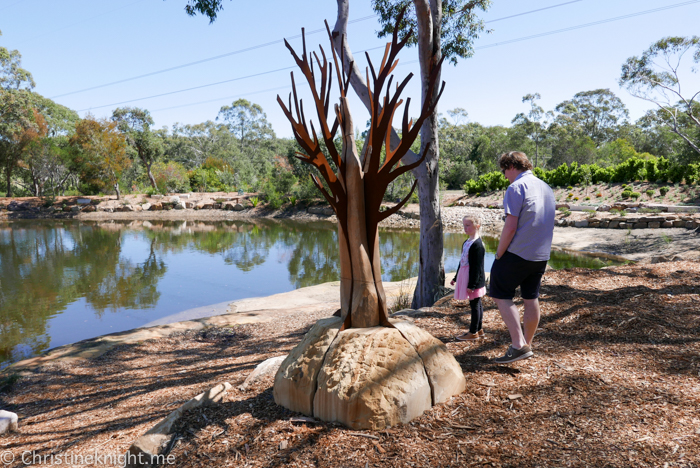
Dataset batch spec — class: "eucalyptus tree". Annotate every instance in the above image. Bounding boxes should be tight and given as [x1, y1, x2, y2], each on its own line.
[0, 30, 34, 91]
[511, 93, 552, 168]
[168, 120, 233, 168]
[70, 116, 130, 199]
[0, 31, 36, 196]
[554, 89, 630, 145]
[332, 0, 490, 307]
[111, 107, 164, 189]
[620, 36, 700, 156]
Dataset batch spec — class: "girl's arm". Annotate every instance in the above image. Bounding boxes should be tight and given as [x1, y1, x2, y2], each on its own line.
[452, 239, 468, 284]
[467, 240, 486, 289]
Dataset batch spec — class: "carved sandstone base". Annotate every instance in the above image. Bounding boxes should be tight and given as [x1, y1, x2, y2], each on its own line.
[273, 316, 466, 430]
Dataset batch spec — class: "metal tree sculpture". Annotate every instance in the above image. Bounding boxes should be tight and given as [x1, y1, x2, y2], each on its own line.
[278, 14, 444, 329]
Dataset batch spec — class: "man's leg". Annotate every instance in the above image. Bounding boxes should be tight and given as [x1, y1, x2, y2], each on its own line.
[522, 298, 541, 345]
[494, 298, 527, 349]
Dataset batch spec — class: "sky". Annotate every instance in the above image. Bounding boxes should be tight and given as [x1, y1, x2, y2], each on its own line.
[1, 0, 699, 138]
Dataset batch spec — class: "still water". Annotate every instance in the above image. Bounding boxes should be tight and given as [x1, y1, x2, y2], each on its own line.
[0, 219, 620, 369]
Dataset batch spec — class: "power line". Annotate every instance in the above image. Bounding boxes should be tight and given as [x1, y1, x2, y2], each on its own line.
[14, 0, 149, 47]
[485, 0, 582, 24]
[55, 0, 581, 100]
[476, 0, 700, 50]
[0, 0, 25, 13]
[148, 59, 421, 115]
[76, 1, 699, 114]
[53, 14, 377, 99]
[77, 66, 296, 111]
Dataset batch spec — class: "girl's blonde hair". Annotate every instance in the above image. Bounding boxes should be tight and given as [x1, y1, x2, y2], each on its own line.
[462, 214, 481, 231]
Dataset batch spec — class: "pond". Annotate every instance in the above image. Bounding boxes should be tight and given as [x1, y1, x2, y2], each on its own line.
[0, 219, 622, 369]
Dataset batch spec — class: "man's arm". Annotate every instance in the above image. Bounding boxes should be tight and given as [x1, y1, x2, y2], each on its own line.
[495, 215, 518, 259]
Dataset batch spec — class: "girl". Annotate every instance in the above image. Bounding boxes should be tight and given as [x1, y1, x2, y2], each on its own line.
[450, 214, 487, 341]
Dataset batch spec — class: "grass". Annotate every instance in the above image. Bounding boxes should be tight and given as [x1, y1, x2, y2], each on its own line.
[0, 373, 21, 393]
[389, 279, 416, 314]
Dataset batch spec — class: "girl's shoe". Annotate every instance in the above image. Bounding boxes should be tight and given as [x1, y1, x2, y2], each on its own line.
[456, 331, 480, 341]
[478, 329, 485, 338]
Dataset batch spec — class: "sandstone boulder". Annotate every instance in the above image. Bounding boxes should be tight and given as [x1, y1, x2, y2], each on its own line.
[391, 320, 466, 405]
[273, 316, 343, 416]
[195, 201, 214, 210]
[239, 356, 286, 391]
[313, 326, 432, 430]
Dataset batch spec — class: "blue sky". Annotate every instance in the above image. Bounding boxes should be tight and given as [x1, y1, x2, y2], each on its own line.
[1, 0, 699, 138]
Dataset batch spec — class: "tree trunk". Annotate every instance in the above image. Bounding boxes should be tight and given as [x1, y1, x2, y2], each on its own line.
[333, 0, 446, 308]
[144, 159, 157, 189]
[5, 162, 12, 197]
[115, 182, 121, 200]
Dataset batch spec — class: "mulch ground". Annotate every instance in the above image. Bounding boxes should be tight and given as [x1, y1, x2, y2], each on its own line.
[2, 262, 699, 468]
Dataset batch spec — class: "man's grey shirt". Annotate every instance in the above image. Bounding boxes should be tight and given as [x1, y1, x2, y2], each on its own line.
[503, 170, 556, 262]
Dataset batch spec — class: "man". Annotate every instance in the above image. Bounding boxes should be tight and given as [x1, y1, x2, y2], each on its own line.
[489, 151, 555, 364]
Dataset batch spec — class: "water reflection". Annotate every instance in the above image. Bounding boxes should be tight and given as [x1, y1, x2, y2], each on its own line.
[0, 219, 623, 369]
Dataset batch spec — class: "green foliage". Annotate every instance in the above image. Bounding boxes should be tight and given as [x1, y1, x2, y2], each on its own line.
[621, 190, 632, 199]
[630, 191, 641, 199]
[659, 186, 670, 196]
[463, 171, 508, 194]
[645, 189, 655, 198]
[188, 167, 226, 192]
[152, 161, 190, 193]
[249, 196, 259, 207]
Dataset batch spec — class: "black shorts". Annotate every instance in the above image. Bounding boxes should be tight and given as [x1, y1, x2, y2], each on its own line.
[488, 251, 548, 300]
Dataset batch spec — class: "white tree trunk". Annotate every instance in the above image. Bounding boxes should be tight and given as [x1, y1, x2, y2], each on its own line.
[333, 0, 445, 308]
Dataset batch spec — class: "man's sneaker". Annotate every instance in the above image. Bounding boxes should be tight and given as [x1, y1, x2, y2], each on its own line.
[494, 345, 533, 364]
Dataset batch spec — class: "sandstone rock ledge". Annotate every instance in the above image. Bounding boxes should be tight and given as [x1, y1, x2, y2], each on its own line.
[273, 316, 466, 430]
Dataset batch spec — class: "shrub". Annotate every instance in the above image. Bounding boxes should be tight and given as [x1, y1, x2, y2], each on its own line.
[585, 196, 590, 201]
[630, 191, 641, 199]
[596, 192, 602, 198]
[152, 161, 191, 193]
[250, 196, 260, 207]
[189, 167, 226, 192]
[621, 190, 632, 199]
[659, 186, 670, 196]
[463, 171, 508, 194]
[567, 185, 573, 190]
[573, 197, 579, 201]
[645, 189, 655, 198]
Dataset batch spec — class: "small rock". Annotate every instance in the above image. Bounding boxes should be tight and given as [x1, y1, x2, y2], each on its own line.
[239, 356, 286, 391]
[142, 203, 151, 211]
[0, 410, 18, 434]
[77, 198, 91, 205]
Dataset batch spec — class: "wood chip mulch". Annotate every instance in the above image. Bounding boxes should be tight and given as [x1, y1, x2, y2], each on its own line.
[2, 261, 699, 467]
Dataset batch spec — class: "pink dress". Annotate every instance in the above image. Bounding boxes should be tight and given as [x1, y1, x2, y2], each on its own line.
[454, 238, 487, 301]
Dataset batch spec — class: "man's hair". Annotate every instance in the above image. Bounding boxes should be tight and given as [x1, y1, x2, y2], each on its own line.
[498, 151, 533, 171]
